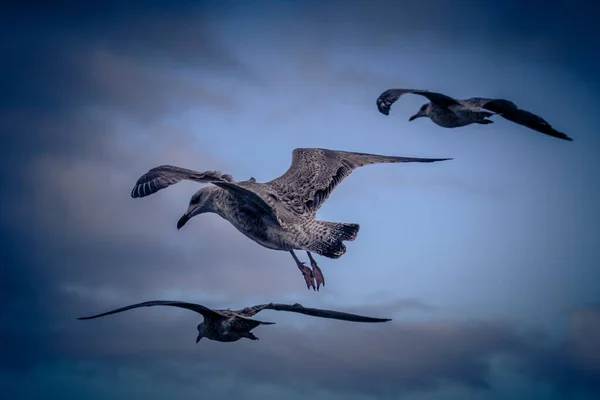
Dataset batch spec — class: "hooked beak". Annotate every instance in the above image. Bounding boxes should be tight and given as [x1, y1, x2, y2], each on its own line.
[196, 335, 201, 344]
[177, 214, 190, 230]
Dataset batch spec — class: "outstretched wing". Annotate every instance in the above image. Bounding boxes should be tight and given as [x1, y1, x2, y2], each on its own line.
[238, 302, 392, 323]
[131, 165, 234, 198]
[77, 300, 225, 321]
[234, 304, 272, 317]
[267, 148, 451, 217]
[463, 98, 573, 141]
[377, 88, 461, 115]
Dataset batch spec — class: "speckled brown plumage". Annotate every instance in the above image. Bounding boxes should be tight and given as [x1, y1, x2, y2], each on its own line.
[131, 148, 451, 290]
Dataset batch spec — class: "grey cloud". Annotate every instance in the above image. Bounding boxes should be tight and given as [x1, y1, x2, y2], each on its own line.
[0, 4, 267, 379]
[567, 305, 600, 374]
[0, 2, 256, 240]
[8, 302, 599, 398]
[251, 0, 598, 129]
[519, 305, 600, 392]
[1, 1, 256, 155]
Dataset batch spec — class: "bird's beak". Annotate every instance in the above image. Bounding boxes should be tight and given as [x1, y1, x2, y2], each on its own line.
[408, 113, 420, 122]
[177, 213, 190, 230]
[196, 335, 201, 344]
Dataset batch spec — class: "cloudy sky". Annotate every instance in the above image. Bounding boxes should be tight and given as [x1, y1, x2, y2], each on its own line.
[1, 1, 599, 399]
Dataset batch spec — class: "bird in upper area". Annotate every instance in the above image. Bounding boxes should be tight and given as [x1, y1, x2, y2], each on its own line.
[376, 88, 572, 141]
[78, 300, 392, 343]
[130, 148, 451, 291]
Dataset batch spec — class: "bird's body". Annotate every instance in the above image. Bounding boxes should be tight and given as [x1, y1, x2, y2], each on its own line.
[208, 186, 355, 254]
[202, 187, 292, 252]
[377, 89, 572, 141]
[197, 312, 267, 342]
[131, 148, 451, 290]
[426, 103, 493, 128]
[78, 300, 392, 343]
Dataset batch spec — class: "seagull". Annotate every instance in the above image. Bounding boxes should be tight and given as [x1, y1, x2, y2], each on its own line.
[376, 88, 573, 141]
[131, 148, 451, 291]
[78, 300, 392, 343]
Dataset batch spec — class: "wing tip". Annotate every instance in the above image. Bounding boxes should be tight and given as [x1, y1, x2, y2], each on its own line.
[131, 184, 144, 198]
[368, 317, 392, 323]
[130, 184, 152, 198]
[541, 128, 573, 141]
[403, 157, 452, 163]
[426, 157, 453, 162]
[377, 105, 390, 116]
[376, 98, 391, 115]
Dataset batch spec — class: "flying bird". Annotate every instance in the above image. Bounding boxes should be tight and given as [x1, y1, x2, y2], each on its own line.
[376, 88, 572, 141]
[131, 148, 451, 291]
[78, 300, 392, 343]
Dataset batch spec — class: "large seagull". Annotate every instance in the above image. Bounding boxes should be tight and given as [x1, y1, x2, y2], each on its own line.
[131, 148, 451, 290]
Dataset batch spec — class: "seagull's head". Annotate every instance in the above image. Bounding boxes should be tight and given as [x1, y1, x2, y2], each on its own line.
[177, 187, 215, 230]
[409, 103, 430, 122]
[196, 323, 206, 343]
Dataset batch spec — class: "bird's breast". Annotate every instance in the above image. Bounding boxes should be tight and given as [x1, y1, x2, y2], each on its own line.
[213, 191, 300, 251]
[431, 107, 473, 128]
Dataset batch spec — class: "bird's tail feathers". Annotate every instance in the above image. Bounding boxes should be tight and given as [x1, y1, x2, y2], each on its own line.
[307, 221, 360, 259]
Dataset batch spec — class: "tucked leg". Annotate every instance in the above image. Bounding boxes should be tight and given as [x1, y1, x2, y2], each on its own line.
[290, 251, 316, 291]
[306, 252, 325, 291]
[474, 111, 494, 124]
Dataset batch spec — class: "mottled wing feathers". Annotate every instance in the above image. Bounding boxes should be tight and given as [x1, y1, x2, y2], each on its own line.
[485, 99, 572, 141]
[377, 88, 461, 115]
[268, 148, 451, 216]
[463, 97, 572, 141]
[234, 304, 272, 317]
[131, 165, 234, 198]
[461, 97, 515, 111]
[211, 181, 295, 227]
[240, 302, 392, 323]
[77, 300, 224, 320]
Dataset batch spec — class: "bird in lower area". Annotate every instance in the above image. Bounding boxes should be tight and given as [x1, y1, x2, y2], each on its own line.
[131, 148, 451, 291]
[78, 300, 392, 343]
[376, 88, 572, 141]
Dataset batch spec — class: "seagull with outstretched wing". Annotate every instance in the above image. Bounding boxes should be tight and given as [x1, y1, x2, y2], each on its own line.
[131, 148, 451, 291]
[376, 88, 572, 141]
[78, 300, 392, 343]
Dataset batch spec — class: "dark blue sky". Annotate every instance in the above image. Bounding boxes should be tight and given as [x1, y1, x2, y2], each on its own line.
[1, 1, 599, 399]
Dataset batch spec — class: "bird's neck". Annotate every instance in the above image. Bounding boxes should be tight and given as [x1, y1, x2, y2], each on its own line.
[208, 188, 234, 217]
